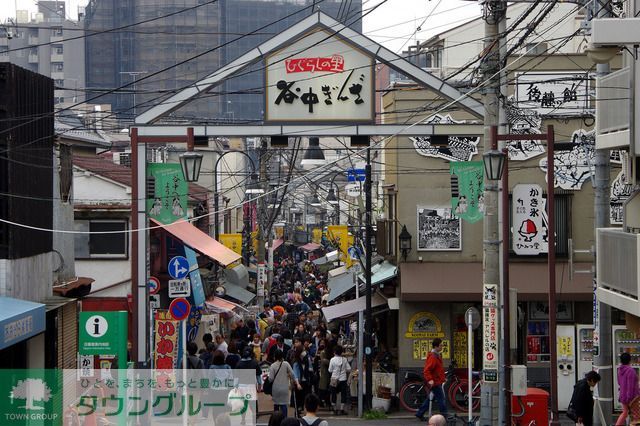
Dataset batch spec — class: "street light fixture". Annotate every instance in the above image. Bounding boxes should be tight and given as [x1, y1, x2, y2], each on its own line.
[300, 137, 326, 167]
[245, 173, 265, 195]
[326, 187, 339, 205]
[310, 193, 322, 207]
[179, 151, 203, 182]
[483, 149, 506, 181]
[399, 224, 412, 261]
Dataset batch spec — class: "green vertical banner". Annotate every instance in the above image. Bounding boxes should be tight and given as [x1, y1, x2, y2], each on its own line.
[146, 163, 188, 224]
[450, 161, 485, 223]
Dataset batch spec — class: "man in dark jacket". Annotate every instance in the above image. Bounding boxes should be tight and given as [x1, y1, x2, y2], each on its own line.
[570, 370, 601, 426]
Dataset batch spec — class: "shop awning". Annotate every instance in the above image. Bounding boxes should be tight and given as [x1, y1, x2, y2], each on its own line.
[223, 283, 255, 305]
[358, 261, 397, 286]
[152, 218, 241, 266]
[300, 242, 322, 252]
[313, 250, 339, 265]
[328, 270, 355, 302]
[205, 297, 249, 314]
[322, 293, 387, 322]
[270, 238, 284, 251]
[400, 262, 593, 301]
[0, 297, 46, 350]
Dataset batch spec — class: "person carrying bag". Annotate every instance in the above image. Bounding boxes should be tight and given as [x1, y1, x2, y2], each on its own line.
[328, 345, 351, 415]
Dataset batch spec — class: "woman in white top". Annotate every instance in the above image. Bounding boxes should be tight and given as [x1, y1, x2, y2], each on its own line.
[328, 345, 351, 415]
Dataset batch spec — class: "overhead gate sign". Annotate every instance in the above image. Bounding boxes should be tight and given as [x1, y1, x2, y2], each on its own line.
[265, 28, 374, 122]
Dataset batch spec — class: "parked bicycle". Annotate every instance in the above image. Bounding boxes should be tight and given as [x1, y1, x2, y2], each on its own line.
[398, 361, 481, 413]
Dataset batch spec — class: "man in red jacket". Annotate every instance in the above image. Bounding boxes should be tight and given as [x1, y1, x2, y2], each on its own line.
[415, 338, 449, 421]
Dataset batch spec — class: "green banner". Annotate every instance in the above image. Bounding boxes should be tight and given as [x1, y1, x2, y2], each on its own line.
[0, 369, 61, 425]
[146, 163, 188, 224]
[450, 161, 485, 223]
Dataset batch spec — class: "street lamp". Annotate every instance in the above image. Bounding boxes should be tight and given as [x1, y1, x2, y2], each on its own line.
[483, 149, 506, 181]
[300, 137, 326, 167]
[246, 173, 264, 194]
[398, 224, 412, 261]
[309, 193, 322, 207]
[326, 187, 339, 205]
[179, 151, 203, 182]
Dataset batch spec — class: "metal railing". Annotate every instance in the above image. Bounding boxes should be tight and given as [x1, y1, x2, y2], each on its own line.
[597, 228, 640, 298]
[596, 67, 630, 135]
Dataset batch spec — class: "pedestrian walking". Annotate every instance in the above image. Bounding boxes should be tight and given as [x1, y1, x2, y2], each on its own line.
[269, 349, 300, 417]
[616, 352, 640, 425]
[568, 371, 601, 426]
[300, 393, 328, 426]
[415, 338, 448, 421]
[328, 345, 351, 415]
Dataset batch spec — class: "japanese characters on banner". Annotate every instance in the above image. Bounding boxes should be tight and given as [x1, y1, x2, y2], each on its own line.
[482, 284, 499, 383]
[219, 233, 243, 255]
[265, 29, 374, 122]
[327, 225, 352, 267]
[412, 339, 450, 360]
[512, 184, 548, 255]
[515, 72, 590, 117]
[146, 163, 187, 224]
[154, 310, 179, 386]
[257, 263, 267, 297]
[449, 161, 485, 223]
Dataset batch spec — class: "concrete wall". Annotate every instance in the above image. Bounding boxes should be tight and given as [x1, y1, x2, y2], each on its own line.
[0, 253, 53, 301]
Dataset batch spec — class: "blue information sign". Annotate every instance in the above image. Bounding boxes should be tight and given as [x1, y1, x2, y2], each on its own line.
[168, 256, 189, 280]
[347, 168, 366, 182]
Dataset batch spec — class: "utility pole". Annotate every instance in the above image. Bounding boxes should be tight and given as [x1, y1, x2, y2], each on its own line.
[364, 147, 373, 410]
[480, 1, 505, 425]
[256, 139, 268, 308]
[592, 0, 612, 422]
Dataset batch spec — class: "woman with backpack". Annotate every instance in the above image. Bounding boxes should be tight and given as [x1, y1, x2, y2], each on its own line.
[269, 349, 299, 417]
[328, 345, 351, 415]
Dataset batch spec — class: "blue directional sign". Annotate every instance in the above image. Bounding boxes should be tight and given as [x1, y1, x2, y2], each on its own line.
[348, 246, 362, 260]
[347, 168, 366, 182]
[168, 256, 189, 280]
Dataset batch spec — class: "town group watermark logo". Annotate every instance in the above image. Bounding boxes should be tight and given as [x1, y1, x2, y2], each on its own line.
[1, 370, 60, 424]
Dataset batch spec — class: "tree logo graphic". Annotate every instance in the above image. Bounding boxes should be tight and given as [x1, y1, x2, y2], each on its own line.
[10, 378, 51, 410]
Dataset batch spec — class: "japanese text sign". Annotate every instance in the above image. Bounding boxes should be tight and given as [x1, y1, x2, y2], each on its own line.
[265, 29, 374, 122]
[146, 163, 188, 224]
[482, 284, 498, 382]
[512, 184, 548, 255]
[515, 72, 589, 116]
[79, 311, 127, 360]
[154, 310, 179, 371]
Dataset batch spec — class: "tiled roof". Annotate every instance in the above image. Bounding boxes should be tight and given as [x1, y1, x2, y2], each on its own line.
[73, 155, 209, 202]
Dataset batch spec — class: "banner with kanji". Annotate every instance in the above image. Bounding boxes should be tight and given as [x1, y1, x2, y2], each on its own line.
[312, 228, 323, 244]
[449, 161, 485, 223]
[327, 225, 352, 267]
[154, 310, 179, 385]
[219, 233, 243, 255]
[146, 163, 188, 224]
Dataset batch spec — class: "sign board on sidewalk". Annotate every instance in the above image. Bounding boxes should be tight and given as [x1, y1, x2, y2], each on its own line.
[168, 279, 191, 298]
[79, 311, 128, 359]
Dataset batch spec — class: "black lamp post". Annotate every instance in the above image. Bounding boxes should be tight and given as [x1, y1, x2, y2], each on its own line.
[179, 151, 204, 182]
[399, 225, 412, 261]
[482, 149, 506, 181]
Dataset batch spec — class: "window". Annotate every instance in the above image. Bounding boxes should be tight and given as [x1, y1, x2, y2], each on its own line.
[524, 43, 548, 55]
[75, 220, 128, 259]
[53, 62, 63, 71]
[52, 27, 63, 36]
[54, 45, 63, 54]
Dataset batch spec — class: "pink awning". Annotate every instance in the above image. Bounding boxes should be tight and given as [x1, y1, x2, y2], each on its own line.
[151, 218, 241, 266]
[271, 238, 284, 251]
[300, 242, 322, 252]
[205, 297, 248, 313]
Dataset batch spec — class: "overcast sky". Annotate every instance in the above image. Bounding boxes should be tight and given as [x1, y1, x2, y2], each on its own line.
[4, 0, 482, 53]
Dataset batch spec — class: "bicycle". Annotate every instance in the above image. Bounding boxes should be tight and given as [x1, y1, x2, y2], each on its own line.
[447, 371, 481, 413]
[398, 361, 459, 412]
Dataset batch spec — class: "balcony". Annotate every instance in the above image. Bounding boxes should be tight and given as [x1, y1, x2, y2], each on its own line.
[28, 54, 38, 63]
[50, 53, 63, 62]
[51, 71, 64, 81]
[595, 67, 630, 150]
[28, 35, 39, 45]
[596, 228, 640, 316]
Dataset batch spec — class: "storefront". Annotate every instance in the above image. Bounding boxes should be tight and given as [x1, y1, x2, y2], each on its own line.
[0, 297, 46, 369]
[398, 261, 594, 392]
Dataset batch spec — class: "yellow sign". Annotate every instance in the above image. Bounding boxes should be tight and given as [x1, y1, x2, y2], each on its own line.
[327, 225, 352, 267]
[219, 233, 243, 255]
[251, 230, 259, 253]
[453, 331, 469, 368]
[312, 228, 323, 244]
[405, 311, 445, 339]
[558, 336, 573, 359]
[412, 339, 450, 360]
[274, 226, 284, 240]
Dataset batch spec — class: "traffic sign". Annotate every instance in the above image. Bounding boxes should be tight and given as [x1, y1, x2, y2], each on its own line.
[168, 278, 191, 298]
[148, 276, 160, 295]
[169, 297, 191, 321]
[465, 307, 481, 330]
[168, 256, 189, 279]
[345, 183, 361, 198]
[149, 294, 160, 310]
[347, 168, 366, 182]
[348, 246, 361, 260]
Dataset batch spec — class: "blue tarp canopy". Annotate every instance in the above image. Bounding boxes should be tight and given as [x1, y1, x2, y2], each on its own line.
[0, 297, 46, 350]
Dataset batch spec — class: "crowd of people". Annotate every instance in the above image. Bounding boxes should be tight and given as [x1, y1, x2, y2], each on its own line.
[193, 256, 359, 421]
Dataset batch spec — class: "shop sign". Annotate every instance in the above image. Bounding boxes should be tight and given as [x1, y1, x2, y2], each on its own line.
[265, 29, 374, 123]
[482, 284, 498, 308]
[412, 339, 450, 360]
[168, 278, 191, 298]
[154, 310, 179, 386]
[201, 314, 220, 336]
[78, 311, 127, 358]
[558, 336, 574, 359]
[405, 312, 445, 339]
[453, 331, 469, 368]
[146, 163, 187, 224]
[79, 355, 94, 378]
[219, 233, 243, 255]
[512, 184, 547, 255]
[515, 72, 590, 116]
[257, 263, 267, 297]
[483, 306, 499, 383]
